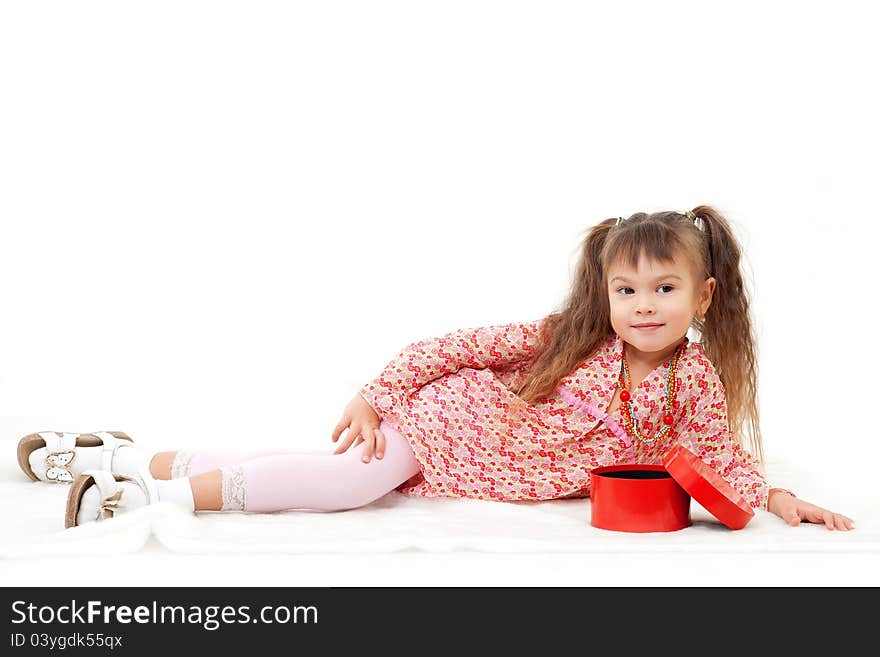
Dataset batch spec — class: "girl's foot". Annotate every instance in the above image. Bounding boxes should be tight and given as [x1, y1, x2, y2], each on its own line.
[17, 431, 148, 483]
[65, 468, 195, 528]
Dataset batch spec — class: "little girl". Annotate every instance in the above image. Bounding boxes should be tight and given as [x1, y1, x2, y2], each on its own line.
[18, 205, 855, 530]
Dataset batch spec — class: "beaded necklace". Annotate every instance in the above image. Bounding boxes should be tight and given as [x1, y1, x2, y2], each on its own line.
[618, 337, 688, 444]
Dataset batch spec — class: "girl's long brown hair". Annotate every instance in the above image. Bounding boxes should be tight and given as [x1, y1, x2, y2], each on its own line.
[508, 205, 764, 467]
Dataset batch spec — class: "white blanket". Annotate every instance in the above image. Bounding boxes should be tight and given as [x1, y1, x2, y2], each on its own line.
[2, 455, 876, 560]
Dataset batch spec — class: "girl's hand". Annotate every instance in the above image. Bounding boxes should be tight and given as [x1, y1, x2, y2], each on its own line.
[769, 491, 855, 531]
[331, 394, 385, 463]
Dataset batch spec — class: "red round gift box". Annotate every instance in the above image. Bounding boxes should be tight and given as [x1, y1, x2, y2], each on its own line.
[588, 445, 756, 532]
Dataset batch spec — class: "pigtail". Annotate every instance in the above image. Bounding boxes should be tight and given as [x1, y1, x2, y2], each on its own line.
[512, 218, 618, 405]
[689, 205, 764, 469]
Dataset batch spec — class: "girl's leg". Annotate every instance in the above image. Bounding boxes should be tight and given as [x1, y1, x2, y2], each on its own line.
[183, 420, 420, 513]
[150, 447, 309, 480]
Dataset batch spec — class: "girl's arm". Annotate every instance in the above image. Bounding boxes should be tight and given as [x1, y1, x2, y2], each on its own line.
[678, 370, 776, 512]
[679, 371, 855, 529]
[359, 317, 546, 420]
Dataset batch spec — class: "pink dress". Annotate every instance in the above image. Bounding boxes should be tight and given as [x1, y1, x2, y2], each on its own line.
[359, 317, 773, 510]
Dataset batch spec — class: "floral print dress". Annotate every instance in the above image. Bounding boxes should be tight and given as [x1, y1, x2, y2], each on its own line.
[359, 317, 773, 510]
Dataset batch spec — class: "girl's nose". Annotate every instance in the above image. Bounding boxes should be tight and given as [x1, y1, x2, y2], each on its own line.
[635, 302, 656, 315]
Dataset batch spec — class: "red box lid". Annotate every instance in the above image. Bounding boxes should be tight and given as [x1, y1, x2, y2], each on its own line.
[662, 444, 755, 530]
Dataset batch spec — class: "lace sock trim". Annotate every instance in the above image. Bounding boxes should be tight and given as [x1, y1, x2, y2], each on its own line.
[170, 451, 194, 479]
[220, 465, 247, 511]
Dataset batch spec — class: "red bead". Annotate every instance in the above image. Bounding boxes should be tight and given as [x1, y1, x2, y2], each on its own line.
[663, 413, 674, 425]
[619, 390, 631, 402]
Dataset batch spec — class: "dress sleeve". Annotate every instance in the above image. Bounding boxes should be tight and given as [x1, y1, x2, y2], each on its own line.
[359, 317, 547, 420]
[678, 369, 773, 511]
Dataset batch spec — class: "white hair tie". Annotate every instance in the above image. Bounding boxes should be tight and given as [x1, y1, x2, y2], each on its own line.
[685, 210, 704, 231]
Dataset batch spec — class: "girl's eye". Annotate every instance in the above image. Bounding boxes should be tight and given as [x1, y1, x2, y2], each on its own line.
[616, 285, 675, 295]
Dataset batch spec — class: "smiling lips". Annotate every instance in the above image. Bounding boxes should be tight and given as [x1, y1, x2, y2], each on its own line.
[632, 323, 664, 330]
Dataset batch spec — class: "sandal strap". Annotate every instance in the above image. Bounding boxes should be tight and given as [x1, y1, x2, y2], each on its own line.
[136, 467, 160, 505]
[86, 470, 121, 499]
[38, 432, 78, 453]
[80, 470, 123, 520]
[38, 431, 130, 473]
[94, 431, 127, 472]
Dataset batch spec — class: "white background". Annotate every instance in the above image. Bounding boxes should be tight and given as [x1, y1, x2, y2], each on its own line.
[1, 1, 878, 585]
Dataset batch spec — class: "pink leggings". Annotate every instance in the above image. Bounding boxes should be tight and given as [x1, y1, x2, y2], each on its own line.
[171, 420, 421, 513]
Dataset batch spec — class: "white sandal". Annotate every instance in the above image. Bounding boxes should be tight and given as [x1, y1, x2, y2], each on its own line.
[64, 469, 159, 528]
[17, 431, 136, 483]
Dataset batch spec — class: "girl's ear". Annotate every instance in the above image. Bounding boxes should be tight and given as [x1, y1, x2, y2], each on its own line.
[699, 277, 716, 316]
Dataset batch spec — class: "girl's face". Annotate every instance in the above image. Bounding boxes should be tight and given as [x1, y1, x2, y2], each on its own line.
[606, 252, 715, 362]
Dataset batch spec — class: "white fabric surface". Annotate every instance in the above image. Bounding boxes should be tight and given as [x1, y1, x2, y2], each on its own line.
[2, 454, 876, 561]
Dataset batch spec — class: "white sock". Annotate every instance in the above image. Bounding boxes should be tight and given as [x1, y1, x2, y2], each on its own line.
[29, 444, 150, 481]
[154, 477, 196, 512]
